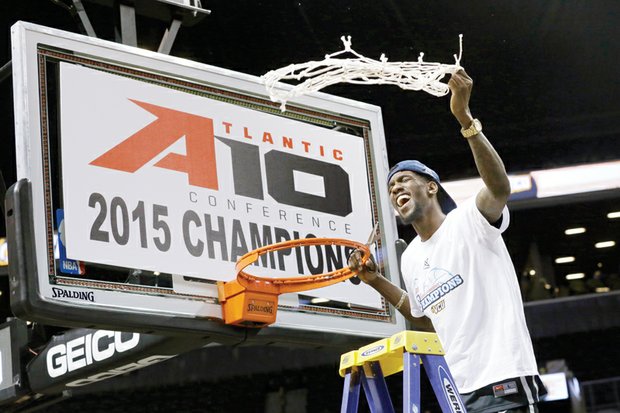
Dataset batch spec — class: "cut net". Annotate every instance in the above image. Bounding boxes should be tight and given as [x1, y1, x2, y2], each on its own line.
[263, 34, 463, 111]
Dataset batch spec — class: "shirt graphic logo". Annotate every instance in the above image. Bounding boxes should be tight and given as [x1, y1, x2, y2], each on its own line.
[423, 258, 430, 269]
[416, 268, 464, 311]
[431, 299, 445, 314]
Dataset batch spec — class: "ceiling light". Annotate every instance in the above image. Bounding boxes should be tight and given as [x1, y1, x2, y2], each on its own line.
[555, 256, 575, 264]
[565, 273, 585, 280]
[607, 211, 620, 219]
[564, 227, 586, 235]
[595, 287, 610, 293]
[595, 241, 616, 249]
[310, 297, 330, 304]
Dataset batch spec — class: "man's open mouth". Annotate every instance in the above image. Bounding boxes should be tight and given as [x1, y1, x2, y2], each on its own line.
[396, 194, 411, 208]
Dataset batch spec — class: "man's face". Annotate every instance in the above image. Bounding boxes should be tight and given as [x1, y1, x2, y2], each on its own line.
[388, 171, 433, 224]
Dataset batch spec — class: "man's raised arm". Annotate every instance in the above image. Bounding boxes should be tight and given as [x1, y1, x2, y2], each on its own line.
[448, 69, 511, 224]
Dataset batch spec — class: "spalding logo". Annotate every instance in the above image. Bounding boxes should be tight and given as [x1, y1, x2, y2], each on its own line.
[438, 366, 465, 413]
[361, 345, 384, 357]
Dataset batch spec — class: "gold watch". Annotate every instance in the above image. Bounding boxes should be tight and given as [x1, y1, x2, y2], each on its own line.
[461, 118, 482, 138]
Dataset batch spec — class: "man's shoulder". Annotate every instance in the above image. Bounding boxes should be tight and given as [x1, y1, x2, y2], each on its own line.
[443, 196, 482, 227]
[452, 195, 511, 233]
[450, 196, 477, 216]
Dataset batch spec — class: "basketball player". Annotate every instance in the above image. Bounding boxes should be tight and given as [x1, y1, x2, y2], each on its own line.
[349, 69, 546, 412]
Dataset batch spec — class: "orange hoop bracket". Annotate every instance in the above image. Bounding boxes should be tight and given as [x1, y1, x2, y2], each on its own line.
[217, 238, 370, 327]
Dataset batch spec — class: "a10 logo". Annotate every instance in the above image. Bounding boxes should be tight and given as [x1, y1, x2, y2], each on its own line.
[90, 100, 353, 217]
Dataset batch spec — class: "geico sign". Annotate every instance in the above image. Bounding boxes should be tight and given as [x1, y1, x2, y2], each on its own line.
[46, 330, 140, 378]
[66, 355, 175, 387]
[90, 100, 352, 217]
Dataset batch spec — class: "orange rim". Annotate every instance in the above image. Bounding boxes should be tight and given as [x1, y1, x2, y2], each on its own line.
[235, 238, 370, 294]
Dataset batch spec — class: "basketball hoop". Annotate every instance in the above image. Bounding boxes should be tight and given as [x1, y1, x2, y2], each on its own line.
[262, 34, 463, 111]
[217, 238, 371, 327]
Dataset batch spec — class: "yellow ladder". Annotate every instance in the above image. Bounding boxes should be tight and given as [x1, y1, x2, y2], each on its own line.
[339, 330, 467, 412]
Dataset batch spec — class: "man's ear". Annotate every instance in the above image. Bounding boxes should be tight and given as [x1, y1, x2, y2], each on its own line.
[427, 181, 439, 195]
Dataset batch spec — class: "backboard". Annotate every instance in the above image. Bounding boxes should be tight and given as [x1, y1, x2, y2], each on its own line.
[7, 21, 406, 345]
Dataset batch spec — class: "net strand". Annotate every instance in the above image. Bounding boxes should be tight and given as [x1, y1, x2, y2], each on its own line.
[262, 34, 463, 111]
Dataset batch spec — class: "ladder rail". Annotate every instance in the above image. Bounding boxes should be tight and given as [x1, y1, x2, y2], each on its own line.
[403, 352, 422, 412]
[422, 354, 467, 413]
[340, 367, 362, 413]
[361, 361, 395, 413]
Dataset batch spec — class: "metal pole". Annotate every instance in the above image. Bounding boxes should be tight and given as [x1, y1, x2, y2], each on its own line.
[119, 2, 138, 46]
[71, 0, 97, 37]
[158, 18, 182, 55]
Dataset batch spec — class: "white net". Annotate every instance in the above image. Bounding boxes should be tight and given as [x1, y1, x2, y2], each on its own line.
[262, 35, 463, 111]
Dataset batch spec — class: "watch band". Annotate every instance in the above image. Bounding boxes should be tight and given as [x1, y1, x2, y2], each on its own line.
[461, 118, 482, 138]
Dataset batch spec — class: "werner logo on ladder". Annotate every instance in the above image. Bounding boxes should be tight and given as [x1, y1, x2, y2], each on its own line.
[339, 331, 467, 413]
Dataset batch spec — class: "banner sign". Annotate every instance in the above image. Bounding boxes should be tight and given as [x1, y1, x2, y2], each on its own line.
[443, 160, 620, 205]
[26, 327, 209, 394]
[60, 63, 380, 306]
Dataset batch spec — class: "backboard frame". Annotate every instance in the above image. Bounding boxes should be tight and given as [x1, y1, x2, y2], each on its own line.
[9, 21, 406, 343]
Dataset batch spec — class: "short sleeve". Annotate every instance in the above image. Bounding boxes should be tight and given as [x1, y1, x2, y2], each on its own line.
[457, 197, 510, 242]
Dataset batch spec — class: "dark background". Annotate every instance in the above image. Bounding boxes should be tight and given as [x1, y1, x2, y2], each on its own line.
[1, 1, 619, 411]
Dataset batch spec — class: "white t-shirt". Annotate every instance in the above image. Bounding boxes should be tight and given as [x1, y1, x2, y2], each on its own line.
[401, 197, 539, 393]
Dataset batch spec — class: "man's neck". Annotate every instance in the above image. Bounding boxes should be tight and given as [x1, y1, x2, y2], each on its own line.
[412, 208, 446, 242]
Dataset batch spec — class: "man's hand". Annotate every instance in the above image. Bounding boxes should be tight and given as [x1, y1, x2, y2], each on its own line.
[448, 69, 474, 128]
[348, 249, 379, 284]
